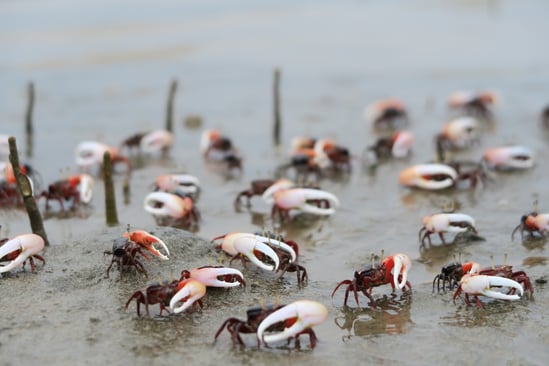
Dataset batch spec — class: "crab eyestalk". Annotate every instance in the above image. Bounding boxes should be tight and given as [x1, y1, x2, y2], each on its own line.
[0, 234, 45, 273]
[256, 300, 328, 348]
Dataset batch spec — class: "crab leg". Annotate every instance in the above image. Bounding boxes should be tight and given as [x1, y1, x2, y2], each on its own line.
[169, 279, 207, 314]
[256, 300, 328, 347]
[123, 230, 170, 260]
[0, 234, 45, 273]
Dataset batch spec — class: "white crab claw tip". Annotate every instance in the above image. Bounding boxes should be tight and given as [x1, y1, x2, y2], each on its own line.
[0, 234, 45, 273]
[257, 300, 328, 345]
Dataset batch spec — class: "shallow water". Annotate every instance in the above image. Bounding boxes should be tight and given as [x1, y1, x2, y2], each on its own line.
[1, 0, 549, 365]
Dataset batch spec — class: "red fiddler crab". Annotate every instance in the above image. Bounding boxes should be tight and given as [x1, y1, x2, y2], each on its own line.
[482, 145, 534, 171]
[200, 129, 243, 171]
[153, 174, 200, 200]
[332, 253, 412, 308]
[419, 212, 477, 247]
[261, 179, 339, 222]
[144, 191, 200, 229]
[0, 233, 45, 274]
[121, 129, 173, 156]
[363, 130, 414, 166]
[447, 90, 498, 120]
[104, 230, 170, 278]
[37, 174, 93, 212]
[364, 98, 409, 131]
[212, 232, 298, 272]
[512, 210, 549, 241]
[75, 141, 131, 174]
[215, 300, 328, 349]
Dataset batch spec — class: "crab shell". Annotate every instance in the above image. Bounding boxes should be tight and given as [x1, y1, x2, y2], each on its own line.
[256, 300, 328, 346]
[526, 214, 549, 233]
[0, 234, 45, 273]
[140, 130, 173, 153]
[399, 164, 457, 190]
[422, 213, 476, 233]
[482, 145, 534, 170]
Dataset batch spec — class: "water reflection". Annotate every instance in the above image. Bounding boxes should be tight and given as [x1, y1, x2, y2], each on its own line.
[334, 292, 413, 340]
[440, 301, 525, 328]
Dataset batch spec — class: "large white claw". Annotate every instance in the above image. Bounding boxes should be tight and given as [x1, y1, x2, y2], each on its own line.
[424, 213, 476, 233]
[78, 174, 94, 204]
[274, 188, 340, 216]
[253, 234, 297, 263]
[216, 233, 280, 271]
[390, 253, 412, 289]
[169, 279, 206, 314]
[261, 179, 295, 204]
[144, 191, 190, 219]
[140, 130, 173, 153]
[461, 274, 524, 300]
[0, 234, 45, 273]
[399, 164, 457, 190]
[189, 266, 244, 288]
[257, 300, 328, 346]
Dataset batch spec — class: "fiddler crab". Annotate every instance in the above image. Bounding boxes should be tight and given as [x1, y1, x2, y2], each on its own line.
[144, 191, 200, 229]
[261, 178, 340, 222]
[433, 254, 534, 299]
[482, 145, 534, 171]
[121, 129, 173, 156]
[511, 202, 549, 241]
[0, 162, 38, 207]
[104, 229, 170, 278]
[447, 90, 498, 120]
[200, 129, 242, 172]
[435, 117, 480, 153]
[153, 173, 200, 201]
[0, 233, 45, 274]
[75, 141, 131, 174]
[37, 174, 93, 212]
[214, 300, 328, 349]
[419, 212, 478, 247]
[363, 130, 414, 167]
[126, 266, 245, 317]
[332, 252, 412, 308]
[364, 98, 409, 131]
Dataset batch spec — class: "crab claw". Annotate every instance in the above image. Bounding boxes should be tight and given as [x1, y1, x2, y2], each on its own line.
[0, 234, 45, 273]
[399, 163, 457, 190]
[460, 274, 523, 300]
[169, 279, 207, 314]
[257, 300, 328, 347]
[140, 129, 173, 154]
[70, 174, 94, 204]
[155, 174, 200, 196]
[75, 141, 119, 168]
[274, 188, 340, 216]
[383, 253, 412, 289]
[144, 191, 194, 219]
[423, 213, 477, 234]
[391, 131, 414, 158]
[213, 233, 280, 271]
[482, 146, 534, 170]
[189, 266, 245, 288]
[261, 179, 295, 204]
[123, 230, 170, 260]
[439, 117, 479, 149]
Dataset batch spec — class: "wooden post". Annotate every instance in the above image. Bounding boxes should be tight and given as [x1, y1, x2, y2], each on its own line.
[165, 79, 178, 134]
[8, 136, 49, 246]
[103, 151, 119, 226]
[273, 68, 281, 146]
[25, 82, 35, 158]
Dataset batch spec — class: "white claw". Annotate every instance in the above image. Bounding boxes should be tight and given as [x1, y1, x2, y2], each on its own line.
[217, 233, 280, 271]
[257, 300, 328, 346]
[0, 234, 45, 273]
[274, 188, 340, 216]
[78, 174, 94, 204]
[169, 279, 206, 314]
[189, 267, 244, 288]
[460, 274, 523, 300]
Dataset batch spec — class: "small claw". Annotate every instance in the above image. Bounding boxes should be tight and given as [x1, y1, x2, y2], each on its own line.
[189, 266, 245, 288]
[0, 234, 45, 273]
[257, 300, 328, 346]
[399, 164, 457, 190]
[169, 279, 206, 314]
[123, 230, 170, 260]
[460, 274, 524, 301]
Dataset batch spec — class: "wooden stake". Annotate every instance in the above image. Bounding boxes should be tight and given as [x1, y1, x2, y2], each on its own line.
[103, 151, 119, 226]
[273, 68, 281, 146]
[8, 136, 49, 246]
[25, 82, 35, 158]
[165, 79, 178, 133]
